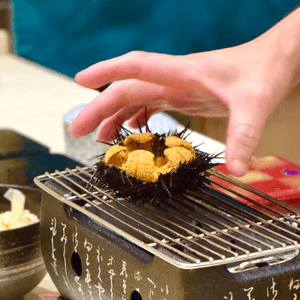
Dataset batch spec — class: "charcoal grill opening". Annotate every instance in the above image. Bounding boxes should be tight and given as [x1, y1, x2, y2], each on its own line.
[130, 290, 143, 300]
[71, 252, 82, 277]
[34, 166, 300, 270]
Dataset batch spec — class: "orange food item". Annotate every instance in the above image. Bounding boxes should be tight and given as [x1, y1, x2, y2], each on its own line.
[105, 145, 128, 167]
[104, 133, 196, 182]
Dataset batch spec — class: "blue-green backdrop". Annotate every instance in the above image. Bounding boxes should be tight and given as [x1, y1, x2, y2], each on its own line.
[11, 1, 299, 78]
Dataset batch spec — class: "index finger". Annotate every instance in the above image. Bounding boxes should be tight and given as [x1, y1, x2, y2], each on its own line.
[75, 51, 190, 89]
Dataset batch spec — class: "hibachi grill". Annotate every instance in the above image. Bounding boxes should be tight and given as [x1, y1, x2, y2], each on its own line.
[35, 164, 300, 300]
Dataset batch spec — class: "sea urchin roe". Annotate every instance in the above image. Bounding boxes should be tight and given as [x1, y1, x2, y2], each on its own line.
[124, 132, 154, 151]
[165, 136, 195, 153]
[122, 150, 158, 182]
[103, 132, 196, 182]
[105, 145, 128, 167]
[163, 146, 195, 169]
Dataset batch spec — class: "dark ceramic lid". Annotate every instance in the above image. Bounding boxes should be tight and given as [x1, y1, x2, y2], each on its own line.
[0, 130, 49, 159]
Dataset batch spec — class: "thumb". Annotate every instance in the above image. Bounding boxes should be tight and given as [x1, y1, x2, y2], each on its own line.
[225, 105, 268, 177]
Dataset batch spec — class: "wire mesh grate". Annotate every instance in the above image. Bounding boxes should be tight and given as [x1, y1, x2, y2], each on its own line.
[34, 166, 300, 269]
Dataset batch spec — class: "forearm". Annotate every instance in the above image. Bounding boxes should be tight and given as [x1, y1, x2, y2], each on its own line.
[260, 7, 300, 88]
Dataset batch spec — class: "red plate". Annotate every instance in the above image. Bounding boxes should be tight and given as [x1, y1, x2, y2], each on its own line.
[214, 156, 300, 209]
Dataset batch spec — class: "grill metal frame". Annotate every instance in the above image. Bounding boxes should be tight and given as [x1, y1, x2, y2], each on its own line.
[34, 166, 300, 270]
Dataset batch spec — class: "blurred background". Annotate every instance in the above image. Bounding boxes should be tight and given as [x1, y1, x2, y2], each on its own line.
[1, 0, 300, 164]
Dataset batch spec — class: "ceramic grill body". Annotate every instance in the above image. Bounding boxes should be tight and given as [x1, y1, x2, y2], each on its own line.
[36, 166, 300, 300]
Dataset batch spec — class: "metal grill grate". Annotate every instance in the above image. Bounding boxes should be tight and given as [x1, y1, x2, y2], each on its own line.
[34, 166, 300, 269]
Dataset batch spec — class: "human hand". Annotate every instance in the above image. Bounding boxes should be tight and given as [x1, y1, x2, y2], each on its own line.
[69, 8, 300, 177]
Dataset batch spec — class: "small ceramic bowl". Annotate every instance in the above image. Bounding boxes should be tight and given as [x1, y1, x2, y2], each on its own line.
[0, 184, 47, 300]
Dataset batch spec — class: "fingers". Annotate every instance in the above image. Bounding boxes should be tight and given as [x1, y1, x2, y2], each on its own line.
[126, 107, 161, 128]
[225, 105, 268, 177]
[96, 106, 163, 141]
[68, 79, 167, 137]
[96, 105, 144, 141]
[75, 51, 188, 89]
